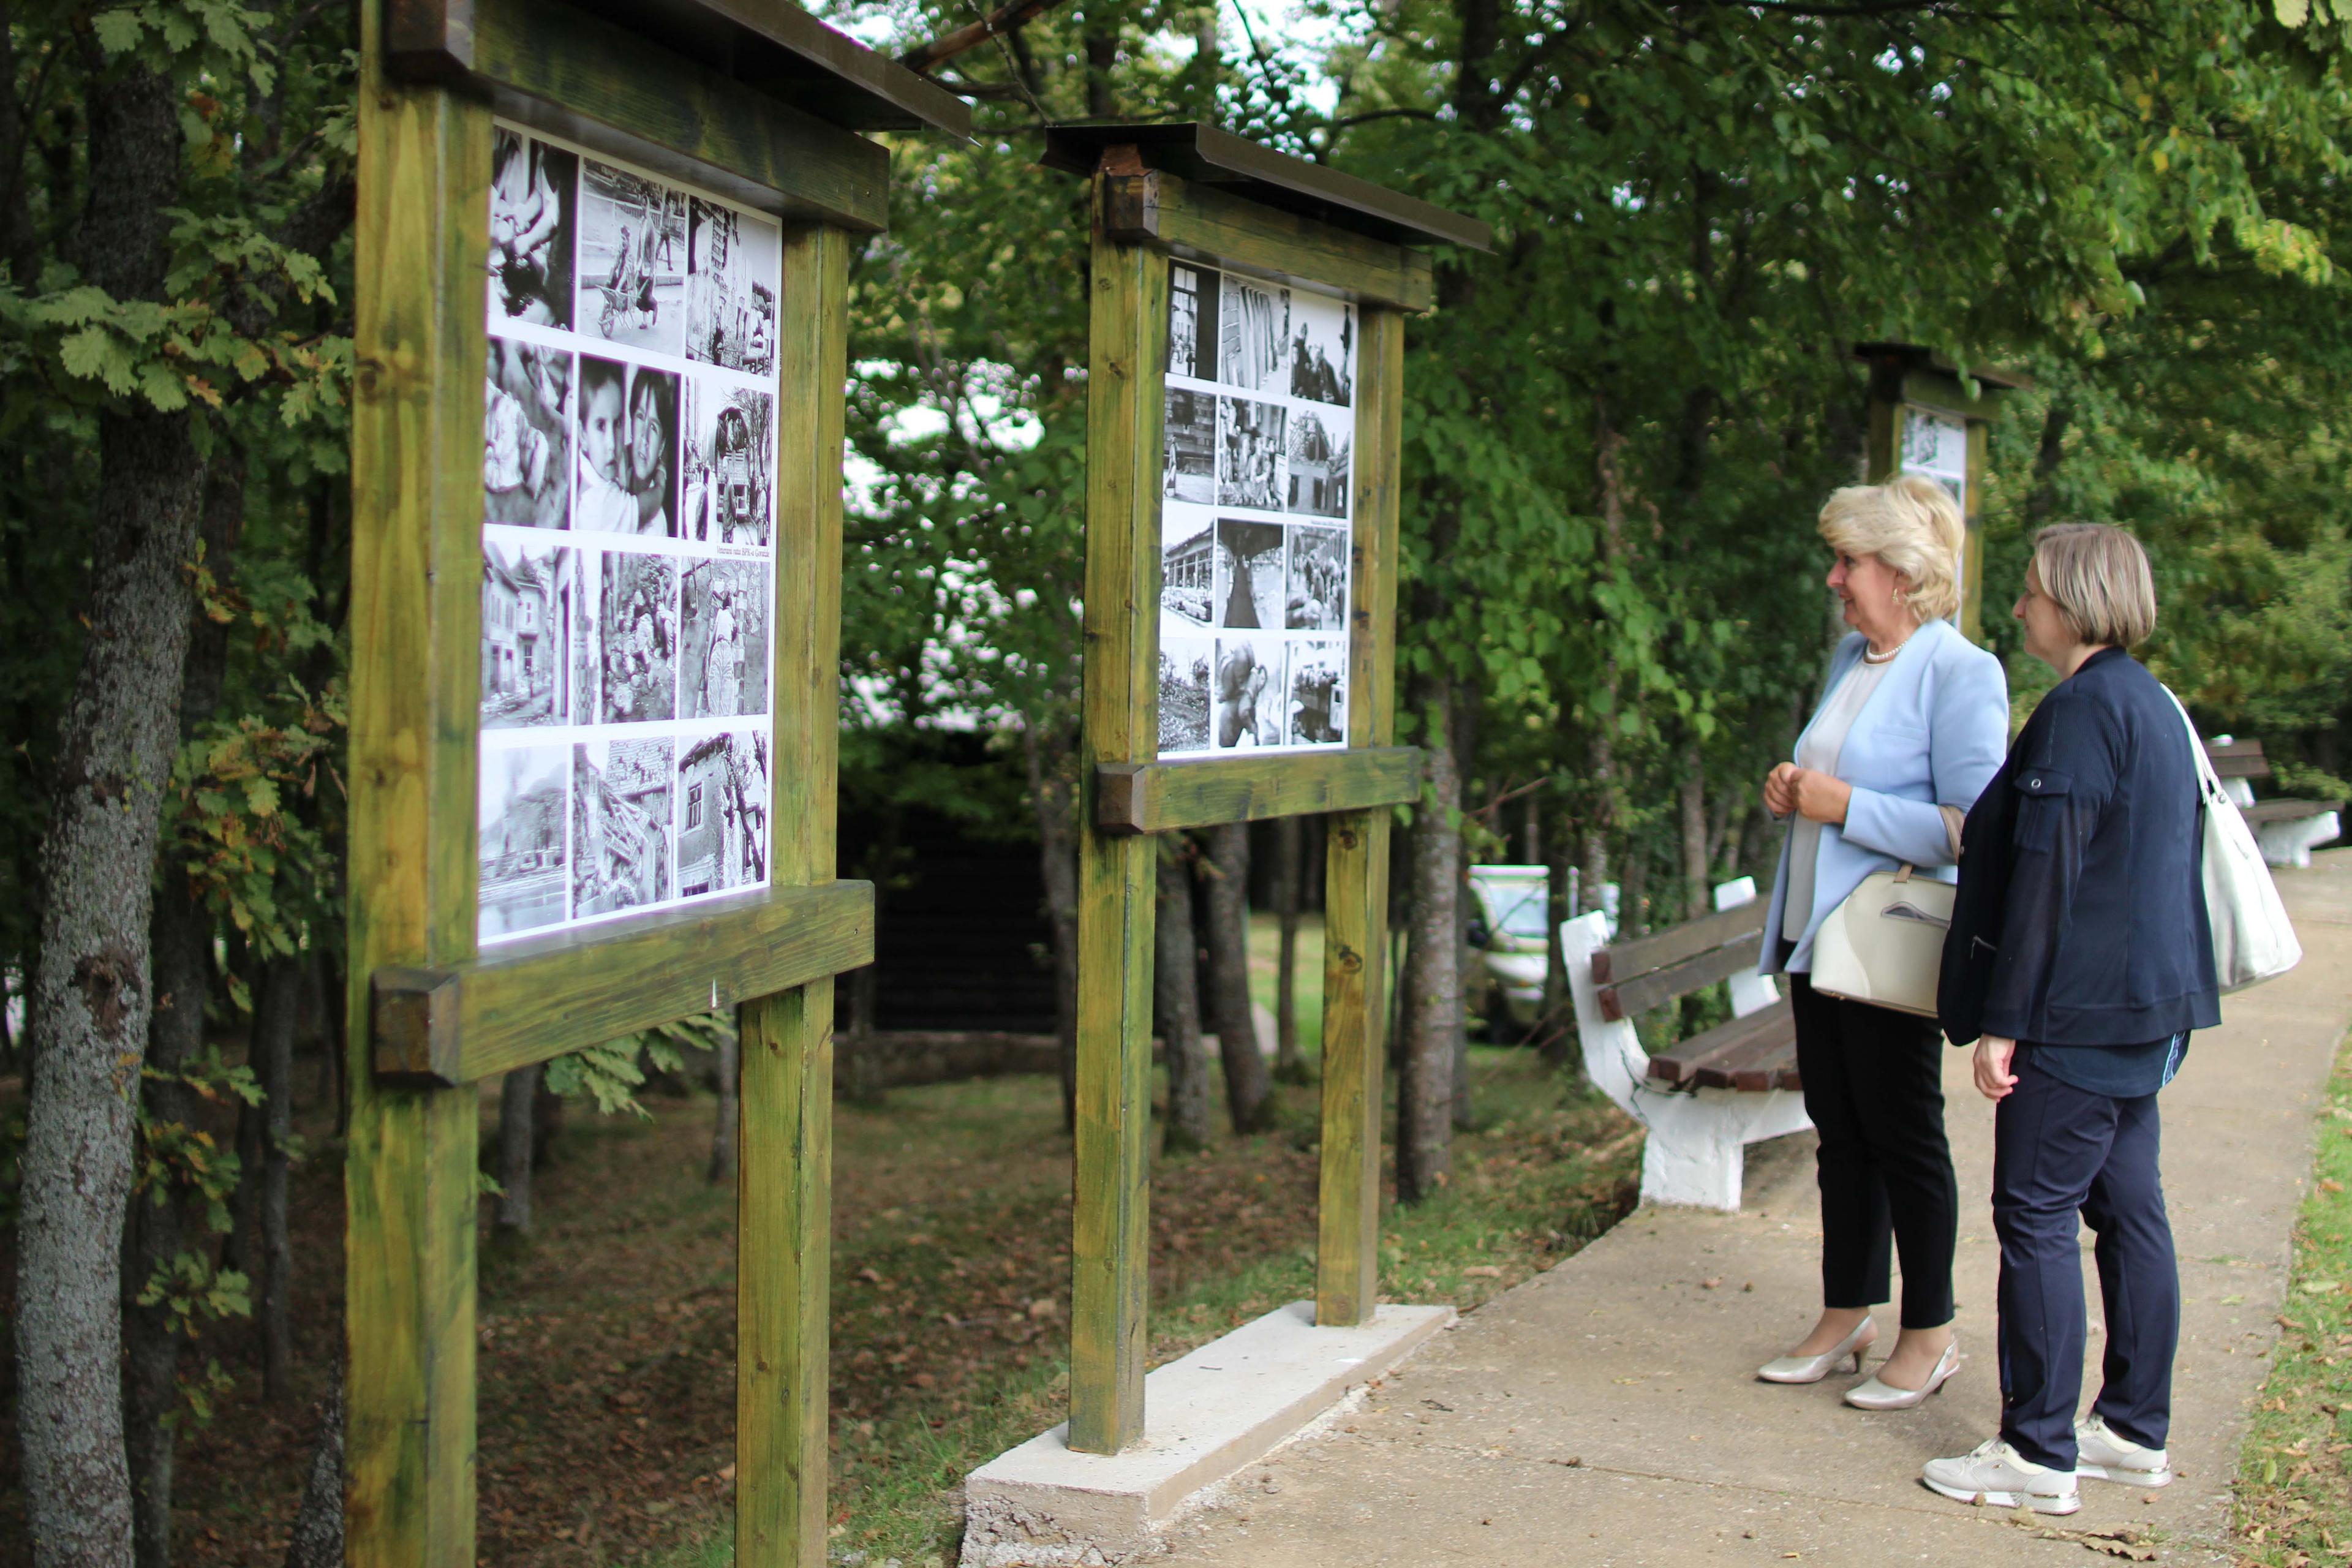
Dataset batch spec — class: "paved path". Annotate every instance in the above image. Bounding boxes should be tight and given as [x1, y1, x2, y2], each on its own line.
[1157, 851, 2352, 1567]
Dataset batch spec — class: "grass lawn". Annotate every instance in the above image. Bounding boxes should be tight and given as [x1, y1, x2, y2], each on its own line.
[2230, 1025, 2352, 1566]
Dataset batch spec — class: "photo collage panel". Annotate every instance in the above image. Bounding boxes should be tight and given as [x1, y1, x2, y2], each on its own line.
[1159, 263, 1356, 758]
[479, 121, 780, 945]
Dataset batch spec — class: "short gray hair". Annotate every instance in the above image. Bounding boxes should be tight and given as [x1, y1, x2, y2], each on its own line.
[2031, 522, 2157, 647]
[1816, 474, 1966, 624]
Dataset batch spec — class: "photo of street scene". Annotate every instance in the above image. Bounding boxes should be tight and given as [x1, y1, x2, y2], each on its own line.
[599, 552, 678, 724]
[1287, 408, 1352, 519]
[571, 737, 673, 919]
[1167, 262, 1220, 382]
[576, 158, 687, 357]
[1162, 521, 1213, 627]
[480, 538, 578, 728]
[1163, 387, 1218, 505]
[685, 198, 780, 374]
[1159, 636, 1213, 753]
[1286, 524, 1348, 630]
[1214, 518, 1284, 629]
[1216, 396, 1286, 511]
[574, 357, 679, 536]
[681, 558, 769, 719]
[484, 337, 572, 529]
[1211, 632, 1285, 749]
[1289, 290, 1354, 407]
[1287, 640, 1348, 745]
[488, 127, 575, 329]
[684, 378, 774, 546]
[478, 744, 568, 940]
[677, 730, 769, 897]
[1218, 274, 1289, 391]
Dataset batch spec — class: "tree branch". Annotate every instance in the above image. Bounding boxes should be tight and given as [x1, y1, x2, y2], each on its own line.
[897, 0, 1076, 75]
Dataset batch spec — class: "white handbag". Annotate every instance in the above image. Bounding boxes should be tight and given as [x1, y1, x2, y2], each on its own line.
[2164, 687, 2301, 992]
[1809, 864, 1953, 1018]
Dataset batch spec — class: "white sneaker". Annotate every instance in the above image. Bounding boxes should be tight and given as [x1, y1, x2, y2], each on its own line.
[2075, 1414, 2173, 1487]
[1922, 1437, 2081, 1514]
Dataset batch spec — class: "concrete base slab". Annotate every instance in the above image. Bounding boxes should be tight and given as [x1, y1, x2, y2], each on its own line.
[960, 1302, 1454, 1566]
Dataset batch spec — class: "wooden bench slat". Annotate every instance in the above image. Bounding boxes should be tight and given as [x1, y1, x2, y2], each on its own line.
[1691, 1022, 1803, 1092]
[2241, 797, 2343, 825]
[1591, 899, 1768, 986]
[1645, 998, 1793, 1087]
[1597, 932, 1765, 1022]
[2204, 738, 2269, 780]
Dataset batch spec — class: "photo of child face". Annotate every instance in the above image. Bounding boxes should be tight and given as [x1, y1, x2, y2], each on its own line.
[582, 374, 624, 486]
[631, 376, 667, 489]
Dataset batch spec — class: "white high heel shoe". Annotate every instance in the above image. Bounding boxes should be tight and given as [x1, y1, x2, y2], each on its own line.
[1757, 1316, 1877, 1384]
[1844, 1337, 1961, 1410]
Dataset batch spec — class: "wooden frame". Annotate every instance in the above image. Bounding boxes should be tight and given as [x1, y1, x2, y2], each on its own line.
[348, 7, 966, 1566]
[1056, 125, 1485, 1455]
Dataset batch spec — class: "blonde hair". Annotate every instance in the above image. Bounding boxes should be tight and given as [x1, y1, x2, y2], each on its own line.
[1816, 474, 1965, 624]
[2030, 522, 2157, 647]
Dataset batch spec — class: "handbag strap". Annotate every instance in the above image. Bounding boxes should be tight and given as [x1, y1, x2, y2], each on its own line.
[1893, 863, 1915, 884]
[2160, 684, 2227, 807]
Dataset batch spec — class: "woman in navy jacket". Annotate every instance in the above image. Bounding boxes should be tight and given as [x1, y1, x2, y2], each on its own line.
[1928, 524, 2220, 1516]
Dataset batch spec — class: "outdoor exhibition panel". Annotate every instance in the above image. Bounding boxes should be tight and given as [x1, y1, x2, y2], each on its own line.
[1045, 122, 1488, 1455]
[1852, 342, 2029, 643]
[348, 4, 967, 1564]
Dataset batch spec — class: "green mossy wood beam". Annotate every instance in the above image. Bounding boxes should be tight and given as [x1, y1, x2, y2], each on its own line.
[1316, 304, 1404, 1328]
[1100, 170, 1434, 312]
[371, 880, 875, 1084]
[1069, 180, 1169, 1457]
[1094, 746, 1419, 834]
[347, 14, 490, 1564]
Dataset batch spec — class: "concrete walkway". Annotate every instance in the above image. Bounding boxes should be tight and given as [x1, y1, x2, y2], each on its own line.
[1154, 851, 2352, 1567]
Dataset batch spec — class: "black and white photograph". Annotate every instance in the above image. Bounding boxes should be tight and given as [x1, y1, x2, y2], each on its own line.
[676, 730, 769, 897]
[1287, 640, 1348, 745]
[1286, 524, 1348, 630]
[1167, 262, 1220, 382]
[488, 127, 575, 329]
[1289, 290, 1354, 406]
[1211, 633, 1284, 750]
[1163, 387, 1217, 505]
[571, 737, 673, 918]
[1901, 409, 1967, 473]
[576, 158, 687, 356]
[575, 356, 679, 536]
[686, 198, 780, 375]
[1162, 521, 1213, 628]
[481, 538, 580, 728]
[478, 744, 570, 941]
[600, 552, 678, 724]
[1158, 636, 1214, 754]
[1218, 274, 1289, 391]
[1286, 407, 1352, 519]
[1213, 518, 1284, 630]
[681, 558, 769, 719]
[684, 378, 774, 546]
[484, 337, 571, 529]
[1216, 396, 1286, 511]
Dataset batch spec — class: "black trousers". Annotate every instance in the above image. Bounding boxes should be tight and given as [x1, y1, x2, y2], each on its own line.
[1787, 971, 1958, 1329]
[1992, 1050, 2179, 1469]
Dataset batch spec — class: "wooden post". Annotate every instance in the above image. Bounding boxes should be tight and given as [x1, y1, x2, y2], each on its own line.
[346, 12, 489, 1564]
[1070, 177, 1170, 1455]
[1316, 306, 1405, 1325]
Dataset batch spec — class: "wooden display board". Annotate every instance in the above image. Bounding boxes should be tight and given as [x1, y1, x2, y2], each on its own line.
[1853, 342, 2029, 642]
[1044, 124, 1488, 1453]
[347, 4, 967, 1563]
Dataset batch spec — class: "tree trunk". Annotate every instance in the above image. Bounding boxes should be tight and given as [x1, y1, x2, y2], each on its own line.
[1540, 823, 1579, 1074]
[1623, 833, 1651, 940]
[707, 1027, 737, 1184]
[1580, 725, 1613, 920]
[532, 1072, 566, 1168]
[1199, 823, 1272, 1133]
[1083, 26, 1117, 118]
[1396, 674, 1459, 1201]
[252, 955, 300, 1401]
[1270, 815, 1306, 1084]
[280, 1365, 343, 1568]
[1679, 741, 1709, 921]
[840, 957, 886, 1106]
[312, 952, 345, 1131]
[1449, 690, 1479, 1129]
[1155, 842, 1212, 1153]
[1023, 720, 1081, 1133]
[496, 1065, 538, 1235]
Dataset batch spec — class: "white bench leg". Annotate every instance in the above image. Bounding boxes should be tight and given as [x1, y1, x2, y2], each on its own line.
[2256, 812, 2340, 869]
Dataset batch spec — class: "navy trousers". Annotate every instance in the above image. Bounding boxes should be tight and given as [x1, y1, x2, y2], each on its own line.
[1991, 1049, 2180, 1470]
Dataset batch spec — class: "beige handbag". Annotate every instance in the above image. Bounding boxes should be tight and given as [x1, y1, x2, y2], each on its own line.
[1808, 864, 1953, 1018]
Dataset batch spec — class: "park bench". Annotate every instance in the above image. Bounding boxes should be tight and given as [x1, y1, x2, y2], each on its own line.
[2203, 736, 2343, 869]
[1562, 876, 1810, 1210]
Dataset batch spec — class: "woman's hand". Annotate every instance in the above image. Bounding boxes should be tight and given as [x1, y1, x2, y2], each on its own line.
[1766, 764, 1852, 825]
[1973, 1035, 2019, 1100]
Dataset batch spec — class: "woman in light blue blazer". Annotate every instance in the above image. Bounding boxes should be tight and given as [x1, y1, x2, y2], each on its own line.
[1752, 475, 2009, 1410]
